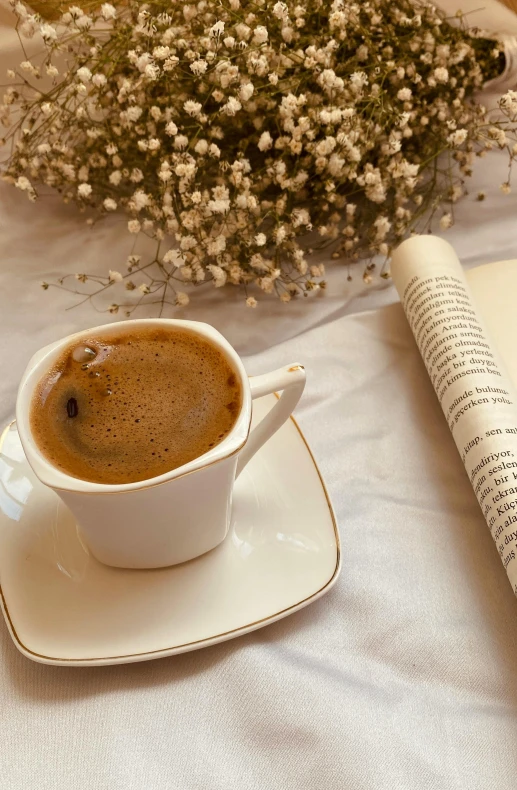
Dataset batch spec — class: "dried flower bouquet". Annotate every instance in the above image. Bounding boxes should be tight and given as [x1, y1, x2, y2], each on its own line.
[2, 0, 516, 313]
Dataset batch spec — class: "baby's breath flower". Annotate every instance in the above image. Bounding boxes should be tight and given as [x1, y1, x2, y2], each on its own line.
[190, 59, 207, 76]
[210, 20, 225, 37]
[104, 197, 117, 211]
[109, 270, 123, 282]
[101, 3, 116, 20]
[129, 169, 144, 185]
[184, 100, 202, 117]
[126, 106, 142, 123]
[273, 2, 289, 20]
[439, 213, 453, 229]
[258, 131, 273, 151]
[174, 135, 188, 150]
[235, 22, 250, 40]
[246, 296, 258, 307]
[500, 90, 517, 114]
[447, 129, 468, 146]
[127, 254, 141, 269]
[15, 175, 32, 191]
[144, 64, 160, 80]
[76, 15, 92, 30]
[163, 56, 179, 72]
[92, 73, 107, 87]
[193, 139, 208, 155]
[489, 127, 507, 147]
[176, 291, 189, 306]
[253, 26, 268, 44]
[450, 185, 463, 203]
[14, 3, 28, 19]
[397, 87, 412, 101]
[434, 67, 449, 83]
[208, 264, 227, 286]
[350, 72, 368, 91]
[131, 190, 150, 211]
[239, 83, 254, 102]
[222, 97, 242, 116]
[40, 23, 57, 42]
[77, 183, 92, 198]
[160, 250, 175, 264]
[153, 46, 170, 60]
[76, 66, 92, 83]
[20, 60, 36, 75]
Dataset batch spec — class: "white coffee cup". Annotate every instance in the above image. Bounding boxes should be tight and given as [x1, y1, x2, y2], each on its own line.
[16, 319, 305, 569]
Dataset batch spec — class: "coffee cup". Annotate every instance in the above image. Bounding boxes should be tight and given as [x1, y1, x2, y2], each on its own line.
[16, 319, 305, 569]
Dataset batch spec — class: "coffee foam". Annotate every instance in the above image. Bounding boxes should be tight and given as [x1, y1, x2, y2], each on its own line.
[30, 327, 242, 484]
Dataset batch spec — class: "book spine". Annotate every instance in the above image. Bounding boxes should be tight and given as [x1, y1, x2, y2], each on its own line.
[392, 235, 517, 594]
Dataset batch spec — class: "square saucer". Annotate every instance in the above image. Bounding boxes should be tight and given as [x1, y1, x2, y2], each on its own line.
[0, 395, 340, 666]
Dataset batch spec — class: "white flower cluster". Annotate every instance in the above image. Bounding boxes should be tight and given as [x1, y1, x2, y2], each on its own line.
[1, 0, 514, 311]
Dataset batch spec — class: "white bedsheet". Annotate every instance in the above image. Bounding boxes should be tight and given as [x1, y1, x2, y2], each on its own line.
[2, 5, 517, 788]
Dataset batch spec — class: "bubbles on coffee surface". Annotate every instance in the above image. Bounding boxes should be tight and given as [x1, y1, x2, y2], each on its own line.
[72, 345, 97, 364]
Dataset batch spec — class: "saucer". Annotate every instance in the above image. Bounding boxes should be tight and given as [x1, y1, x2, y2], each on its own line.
[0, 395, 340, 666]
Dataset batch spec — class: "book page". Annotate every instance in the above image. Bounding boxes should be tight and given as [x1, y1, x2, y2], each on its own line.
[466, 261, 517, 388]
[391, 236, 517, 593]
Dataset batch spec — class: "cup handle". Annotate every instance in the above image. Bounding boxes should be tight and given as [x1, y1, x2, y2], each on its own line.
[236, 364, 306, 477]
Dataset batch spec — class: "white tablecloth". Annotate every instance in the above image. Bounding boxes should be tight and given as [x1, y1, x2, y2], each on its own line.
[3, 5, 517, 789]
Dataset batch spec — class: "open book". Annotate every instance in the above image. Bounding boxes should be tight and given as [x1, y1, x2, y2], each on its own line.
[391, 237, 517, 594]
